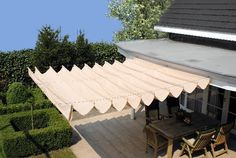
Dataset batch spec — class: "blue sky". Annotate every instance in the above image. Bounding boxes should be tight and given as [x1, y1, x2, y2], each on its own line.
[0, 0, 121, 51]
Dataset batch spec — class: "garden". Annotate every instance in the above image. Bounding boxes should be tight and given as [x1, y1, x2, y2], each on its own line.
[0, 82, 73, 158]
[0, 26, 125, 158]
[0, 0, 170, 156]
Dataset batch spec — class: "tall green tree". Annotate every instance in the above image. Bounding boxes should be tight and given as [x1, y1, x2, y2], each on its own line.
[34, 26, 76, 72]
[74, 31, 95, 68]
[108, 0, 170, 41]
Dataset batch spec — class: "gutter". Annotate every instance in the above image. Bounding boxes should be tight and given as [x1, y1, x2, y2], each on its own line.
[154, 26, 236, 42]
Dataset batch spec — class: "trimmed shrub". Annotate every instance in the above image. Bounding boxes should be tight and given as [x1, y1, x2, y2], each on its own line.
[10, 111, 49, 131]
[0, 80, 8, 93]
[30, 88, 45, 103]
[0, 92, 6, 104]
[0, 50, 35, 87]
[0, 99, 53, 115]
[6, 82, 31, 104]
[34, 99, 53, 109]
[0, 108, 72, 157]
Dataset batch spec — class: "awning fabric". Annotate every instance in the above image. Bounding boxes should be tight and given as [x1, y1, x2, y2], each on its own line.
[28, 58, 210, 120]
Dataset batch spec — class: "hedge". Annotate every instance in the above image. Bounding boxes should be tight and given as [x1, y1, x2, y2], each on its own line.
[0, 42, 125, 90]
[0, 108, 72, 157]
[6, 82, 31, 104]
[30, 87, 45, 103]
[0, 49, 35, 88]
[0, 92, 6, 104]
[10, 111, 49, 131]
[0, 99, 53, 115]
[91, 42, 125, 65]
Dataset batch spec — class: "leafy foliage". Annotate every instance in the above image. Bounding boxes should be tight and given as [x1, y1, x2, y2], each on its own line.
[92, 42, 125, 65]
[6, 82, 31, 104]
[30, 88, 45, 103]
[34, 27, 102, 71]
[10, 111, 49, 131]
[73, 31, 95, 68]
[108, 0, 170, 41]
[34, 26, 76, 72]
[0, 108, 72, 157]
[0, 53, 7, 82]
[0, 49, 35, 89]
[0, 26, 125, 91]
[0, 100, 53, 115]
[0, 92, 6, 104]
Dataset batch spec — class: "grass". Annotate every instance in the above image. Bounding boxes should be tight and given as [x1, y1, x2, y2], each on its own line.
[0, 147, 76, 158]
[28, 148, 76, 158]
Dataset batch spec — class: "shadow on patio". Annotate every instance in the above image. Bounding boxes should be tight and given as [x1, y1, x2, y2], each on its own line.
[70, 108, 236, 158]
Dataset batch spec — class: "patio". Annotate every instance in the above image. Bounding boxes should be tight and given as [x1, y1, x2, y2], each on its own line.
[70, 107, 236, 158]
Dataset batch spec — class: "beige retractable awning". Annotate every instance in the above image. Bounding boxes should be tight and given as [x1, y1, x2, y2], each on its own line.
[28, 58, 210, 120]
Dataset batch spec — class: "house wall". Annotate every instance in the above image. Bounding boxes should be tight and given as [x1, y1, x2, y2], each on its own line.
[181, 85, 236, 134]
[118, 49, 236, 133]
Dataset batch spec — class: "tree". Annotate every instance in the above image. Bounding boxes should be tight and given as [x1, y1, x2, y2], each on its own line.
[108, 0, 170, 41]
[74, 31, 95, 68]
[34, 26, 76, 72]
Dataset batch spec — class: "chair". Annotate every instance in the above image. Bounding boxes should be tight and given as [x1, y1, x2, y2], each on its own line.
[210, 122, 234, 158]
[145, 125, 167, 158]
[179, 129, 216, 158]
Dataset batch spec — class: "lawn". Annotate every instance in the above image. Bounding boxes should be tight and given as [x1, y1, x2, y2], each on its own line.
[0, 148, 76, 158]
[29, 148, 76, 158]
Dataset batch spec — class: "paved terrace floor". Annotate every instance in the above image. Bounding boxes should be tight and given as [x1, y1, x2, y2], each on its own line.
[70, 107, 236, 158]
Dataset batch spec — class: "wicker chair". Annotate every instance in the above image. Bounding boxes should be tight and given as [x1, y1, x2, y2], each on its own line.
[179, 129, 216, 158]
[210, 122, 234, 158]
[145, 125, 167, 158]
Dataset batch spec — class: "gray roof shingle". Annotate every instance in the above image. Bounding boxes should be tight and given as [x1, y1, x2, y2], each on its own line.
[158, 0, 236, 34]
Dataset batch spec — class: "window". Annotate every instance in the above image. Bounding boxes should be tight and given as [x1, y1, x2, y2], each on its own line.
[187, 88, 203, 113]
[179, 89, 203, 112]
[207, 86, 224, 121]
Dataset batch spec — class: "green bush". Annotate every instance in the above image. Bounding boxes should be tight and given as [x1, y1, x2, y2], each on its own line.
[30, 88, 45, 103]
[92, 42, 125, 65]
[34, 99, 53, 109]
[0, 80, 8, 93]
[0, 92, 6, 104]
[10, 111, 49, 131]
[0, 100, 53, 115]
[0, 50, 35, 88]
[6, 82, 31, 104]
[0, 27, 125, 89]
[0, 108, 72, 157]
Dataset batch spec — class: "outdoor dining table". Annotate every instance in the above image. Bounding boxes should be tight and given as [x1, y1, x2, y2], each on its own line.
[149, 112, 219, 158]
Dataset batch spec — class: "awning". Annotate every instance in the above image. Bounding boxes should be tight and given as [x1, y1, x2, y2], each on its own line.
[28, 58, 210, 120]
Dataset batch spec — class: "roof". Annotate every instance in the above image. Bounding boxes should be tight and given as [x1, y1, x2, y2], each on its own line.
[155, 0, 236, 41]
[116, 39, 236, 78]
[28, 58, 209, 119]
